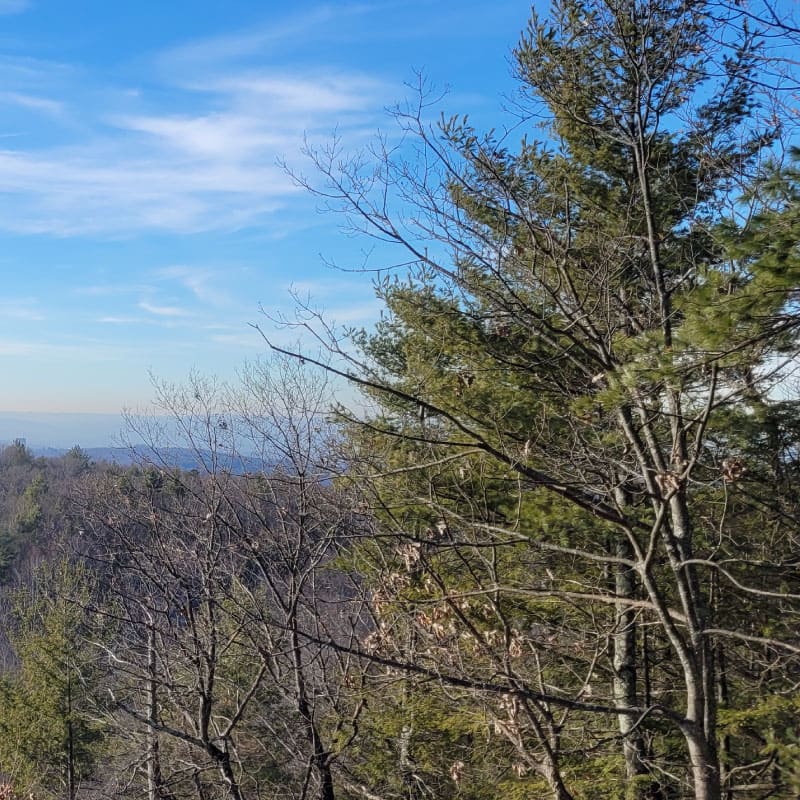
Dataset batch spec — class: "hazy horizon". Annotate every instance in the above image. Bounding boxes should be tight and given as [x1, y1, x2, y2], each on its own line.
[0, 411, 131, 448]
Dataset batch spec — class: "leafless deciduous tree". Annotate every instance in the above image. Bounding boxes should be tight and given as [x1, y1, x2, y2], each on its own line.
[72, 358, 368, 800]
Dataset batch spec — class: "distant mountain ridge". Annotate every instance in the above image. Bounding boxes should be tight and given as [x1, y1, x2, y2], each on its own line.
[26, 445, 267, 475]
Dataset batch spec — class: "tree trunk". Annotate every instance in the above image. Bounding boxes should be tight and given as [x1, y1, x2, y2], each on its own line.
[613, 536, 648, 797]
[213, 749, 245, 800]
[688, 737, 721, 800]
[66, 668, 75, 800]
[146, 626, 168, 800]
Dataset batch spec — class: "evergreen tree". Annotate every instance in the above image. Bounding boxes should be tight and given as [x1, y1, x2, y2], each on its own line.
[0, 561, 106, 799]
[280, 1, 800, 798]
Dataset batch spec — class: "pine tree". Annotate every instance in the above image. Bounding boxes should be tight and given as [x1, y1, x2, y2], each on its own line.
[280, 1, 800, 798]
[0, 561, 106, 800]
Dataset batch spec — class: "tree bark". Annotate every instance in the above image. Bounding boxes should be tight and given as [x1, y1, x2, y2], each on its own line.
[613, 536, 648, 796]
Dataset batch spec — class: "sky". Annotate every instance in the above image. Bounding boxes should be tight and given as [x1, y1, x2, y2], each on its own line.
[0, 0, 530, 444]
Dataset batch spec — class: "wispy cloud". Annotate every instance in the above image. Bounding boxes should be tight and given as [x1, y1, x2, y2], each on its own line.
[116, 111, 288, 160]
[0, 91, 64, 116]
[324, 299, 384, 324]
[75, 282, 148, 297]
[0, 298, 45, 321]
[0, 60, 384, 236]
[0, 145, 294, 235]
[157, 4, 374, 71]
[0, 0, 30, 15]
[209, 332, 263, 349]
[155, 266, 232, 306]
[195, 72, 383, 113]
[97, 316, 145, 324]
[138, 301, 192, 317]
[0, 3, 401, 237]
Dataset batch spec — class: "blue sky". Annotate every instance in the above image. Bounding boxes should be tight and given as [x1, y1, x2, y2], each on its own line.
[0, 0, 528, 427]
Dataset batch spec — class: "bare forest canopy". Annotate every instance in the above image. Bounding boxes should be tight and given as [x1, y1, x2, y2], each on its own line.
[4, 1, 800, 799]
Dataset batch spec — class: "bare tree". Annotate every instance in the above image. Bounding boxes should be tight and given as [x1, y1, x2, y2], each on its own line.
[73, 358, 367, 800]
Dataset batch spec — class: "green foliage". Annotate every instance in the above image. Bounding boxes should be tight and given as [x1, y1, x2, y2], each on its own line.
[0, 529, 17, 583]
[0, 441, 34, 468]
[62, 446, 91, 476]
[0, 561, 107, 799]
[13, 473, 46, 537]
[327, 0, 800, 797]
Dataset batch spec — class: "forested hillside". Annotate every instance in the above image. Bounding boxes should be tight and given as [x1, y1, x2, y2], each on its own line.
[3, 0, 800, 798]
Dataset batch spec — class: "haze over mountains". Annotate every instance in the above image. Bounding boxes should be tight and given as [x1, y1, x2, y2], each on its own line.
[0, 411, 278, 472]
[0, 412, 127, 449]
